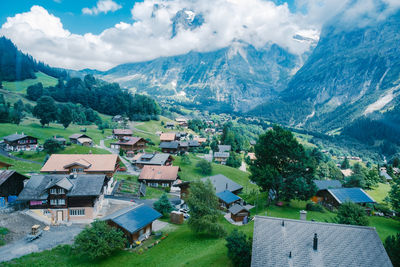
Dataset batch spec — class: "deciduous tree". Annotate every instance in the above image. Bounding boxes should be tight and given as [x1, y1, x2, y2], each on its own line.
[336, 202, 368, 226]
[226, 229, 252, 267]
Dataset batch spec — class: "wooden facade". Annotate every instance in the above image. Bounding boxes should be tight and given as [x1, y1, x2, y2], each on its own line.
[0, 171, 27, 199]
[107, 220, 153, 244]
[3, 135, 38, 151]
[231, 209, 250, 222]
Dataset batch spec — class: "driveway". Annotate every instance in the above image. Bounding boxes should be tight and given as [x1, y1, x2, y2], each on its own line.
[0, 224, 84, 263]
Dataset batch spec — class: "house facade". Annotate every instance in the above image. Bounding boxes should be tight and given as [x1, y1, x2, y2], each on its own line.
[2, 133, 38, 151]
[0, 170, 28, 202]
[69, 134, 93, 146]
[214, 152, 229, 164]
[159, 141, 179, 154]
[132, 153, 174, 169]
[111, 137, 147, 152]
[18, 174, 106, 223]
[138, 165, 180, 187]
[112, 129, 133, 140]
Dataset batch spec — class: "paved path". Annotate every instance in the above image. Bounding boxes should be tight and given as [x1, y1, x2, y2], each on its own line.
[98, 140, 139, 175]
[0, 149, 41, 165]
[239, 161, 247, 172]
[0, 225, 84, 263]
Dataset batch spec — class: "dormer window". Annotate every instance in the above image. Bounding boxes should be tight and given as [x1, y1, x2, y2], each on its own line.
[50, 188, 57, 194]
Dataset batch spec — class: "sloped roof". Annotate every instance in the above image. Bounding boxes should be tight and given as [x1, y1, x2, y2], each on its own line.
[41, 154, 119, 173]
[135, 153, 172, 166]
[103, 204, 161, 234]
[380, 171, 393, 180]
[69, 134, 91, 140]
[111, 137, 145, 146]
[216, 190, 241, 204]
[0, 170, 27, 187]
[314, 180, 342, 191]
[218, 145, 231, 152]
[139, 166, 180, 181]
[340, 169, 353, 177]
[251, 216, 392, 267]
[248, 153, 256, 160]
[327, 188, 375, 204]
[160, 133, 176, 141]
[3, 133, 36, 142]
[229, 204, 249, 215]
[159, 141, 179, 149]
[113, 129, 133, 135]
[201, 174, 243, 193]
[189, 140, 199, 147]
[18, 174, 106, 200]
[214, 152, 229, 158]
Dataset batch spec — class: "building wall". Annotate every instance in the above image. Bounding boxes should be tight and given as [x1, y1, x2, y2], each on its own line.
[316, 190, 340, 208]
[0, 173, 25, 197]
[231, 211, 249, 222]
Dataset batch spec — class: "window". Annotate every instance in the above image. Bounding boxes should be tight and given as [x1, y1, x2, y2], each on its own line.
[58, 199, 65, 205]
[50, 199, 57, 205]
[70, 209, 85, 216]
[162, 183, 169, 188]
[50, 188, 57, 194]
[57, 188, 65, 194]
[50, 199, 65, 205]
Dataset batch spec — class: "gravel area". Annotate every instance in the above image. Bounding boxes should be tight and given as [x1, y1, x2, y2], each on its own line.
[0, 211, 45, 243]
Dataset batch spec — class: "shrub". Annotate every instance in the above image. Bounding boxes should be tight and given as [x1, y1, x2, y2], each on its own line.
[306, 202, 324, 212]
[336, 202, 369, 226]
[384, 233, 400, 266]
[196, 159, 212, 175]
[164, 186, 171, 193]
[226, 229, 252, 267]
[153, 193, 173, 216]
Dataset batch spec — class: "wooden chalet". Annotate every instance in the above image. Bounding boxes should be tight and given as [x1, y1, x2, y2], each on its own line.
[132, 153, 174, 169]
[216, 190, 241, 209]
[159, 141, 179, 154]
[2, 133, 38, 151]
[53, 136, 66, 146]
[18, 174, 107, 223]
[194, 137, 207, 145]
[229, 204, 250, 222]
[110, 137, 147, 152]
[0, 170, 28, 201]
[175, 118, 188, 128]
[160, 133, 176, 142]
[103, 204, 161, 244]
[138, 165, 180, 187]
[214, 152, 230, 164]
[69, 134, 93, 146]
[112, 129, 133, 140]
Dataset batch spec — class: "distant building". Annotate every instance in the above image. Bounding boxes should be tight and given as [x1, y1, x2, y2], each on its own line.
[251, 216, 392, 267]
[165, 122, 175, 129]
[216, 190, 241, 209]
[311, 180, 342, 203]
[0, 170, 28, 202]
[218, 145, 231, 152]
[317, 187, 375, 208]
[138, 165, 180, 188]
[247, 153, 256, 161]
[201, 174, 243, 194]
[214, 152, 230, 164]
[340, 169, 353, 177]
[103, 204, 161, 244]
[18, 174, 107, 223]
[194, 137, 207, 145]
[380, 170, 393, 181]
[110, 137, 147, 153]
[2, 133, 38, 151]
[160, 133, 176, 142]
[53, 136, 66, 146]
[159, 141, 179, 154]
[112, 129, 133, 140]
[229, 204, 250, 222]
[132, 153, 174, 169]
[69, 134, 93, 147]
[175, 118, 188, 128]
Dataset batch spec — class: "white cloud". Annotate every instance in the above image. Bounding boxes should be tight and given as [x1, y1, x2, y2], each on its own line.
[0, 1, 398, 71]
[82, 0, 122, 15]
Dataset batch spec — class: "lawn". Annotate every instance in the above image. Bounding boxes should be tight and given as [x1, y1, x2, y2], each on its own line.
[114, 174, 168, 200]
[0, 154, 41, 174]
[2, 72, 58, 94]
[0, 120, 112, 145]
[367, 183, 391, 204]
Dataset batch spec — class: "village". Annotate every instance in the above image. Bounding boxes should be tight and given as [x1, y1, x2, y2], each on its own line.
[0, 111, 398, 267]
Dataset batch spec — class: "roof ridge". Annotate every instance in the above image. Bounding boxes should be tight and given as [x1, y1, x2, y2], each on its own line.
[254, 215, 377, 231]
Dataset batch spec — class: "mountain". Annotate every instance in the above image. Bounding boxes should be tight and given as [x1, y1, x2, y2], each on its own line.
[0, 37, 67, 82]
[94, 42, 309, 113]
[253, 11, 400, 133]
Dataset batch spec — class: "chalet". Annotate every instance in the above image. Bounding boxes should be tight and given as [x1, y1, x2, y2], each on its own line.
[110, 137, 147, 152]
[2, 133, 38, 151]
[247, 153, 256, 161]
[205, 128, 216, 134]
[178, 141, 189, 153]
[311, 180, 342, 203]
[138, 165, 180, 188]
[216, 190, 241, 209]
[69, 134, 93, 146]
[112, 129, 133, 140]
[218, 145, 231, 152]
[159, 141, 179, 154]
[0, 161, 12, 170]
[250, 140, 257, 146]
[132, 153, 174, 169]
[340, 169, 353, 177]
[188, 140, 200, 148]
[229, 204, 250, 222]
[175, 180, 191, 200]
[0, 170, 28, 202]
[194, 137, 207, 145]
[214, 152, 230, 164]
[251, 216, 392, 267]
[201, 174, 243, 194]
[317, 187, 375, 208]
[160, 133, 176, 142]
[53, 136, 66, 146]
[175, 118, 188, 128]
[380, 170, 393, 181]
[103, 204, 161, 244]
[112, 115, 123, 122]
[165, 122, 175, 129]
[18, 174, 107, 223]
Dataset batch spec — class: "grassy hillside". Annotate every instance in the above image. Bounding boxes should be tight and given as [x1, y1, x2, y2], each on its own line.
[2, 72, 58, 94]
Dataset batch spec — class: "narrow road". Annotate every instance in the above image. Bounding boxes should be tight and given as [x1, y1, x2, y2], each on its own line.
[239, 161, 247, 172]
[0, 149, 41, 165]
[98, 140, 139, 176]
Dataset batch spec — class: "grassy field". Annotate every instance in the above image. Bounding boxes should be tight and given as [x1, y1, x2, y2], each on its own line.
[0, 120, 111, 145]
[367, 183, 391, 204]
[2, 72, 58, 94]
[0, 154, 42, 174]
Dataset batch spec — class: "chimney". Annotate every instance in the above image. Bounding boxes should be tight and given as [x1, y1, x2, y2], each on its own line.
[226, 183, 228, 190]
[300, 210, 307, 221]
[282, 220, 285, 226]
[313, 233, 318, 251]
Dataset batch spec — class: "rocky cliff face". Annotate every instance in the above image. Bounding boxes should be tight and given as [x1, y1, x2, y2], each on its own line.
[96, 41, 307, 112]
[254, 11, 400, 131]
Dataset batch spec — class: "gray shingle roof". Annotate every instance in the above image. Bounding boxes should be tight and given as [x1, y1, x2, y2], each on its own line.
[18, 174, 105, 200]
[201, 174, 243, 193]
[3, 133, 33, 142]
[189, 140, 199, 147]
[218, 145, 231, 152]
[229, 204, 249, 215]
[159, 141, 179, 149]
[313, 180, 342, 191]
[214, 152, 229, 158]
[251, 216, 392, 267]
[135, 153, 172, 166]
[380, 171, 393, 181]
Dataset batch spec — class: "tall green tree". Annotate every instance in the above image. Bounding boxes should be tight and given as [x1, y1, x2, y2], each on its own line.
[226, 229, 252, 267]
[389, 178, 400, 213]
[43, 139, 64, 154]
[73, 221, 126, 260]
[186, 180, 226, 237]
[33, 96, 58, 127]
[196, 159, 212, 175]
[58, 104, 73, 129]
[249, 125, 316, 201]
[336, 202, 368, 226]
[384, 233, 400, 266]
[341, 157, 350, 169]
[153, 193, 173, 216]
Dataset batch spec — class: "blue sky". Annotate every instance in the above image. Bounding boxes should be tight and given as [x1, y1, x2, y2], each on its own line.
[0, 0, 142, 35]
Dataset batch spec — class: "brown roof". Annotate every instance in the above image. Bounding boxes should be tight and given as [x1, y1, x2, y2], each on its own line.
[111, 137, 146, 146]
[340, 169, 353, 177]
[248, 153, 256, 160]
[139, 166, 180, 181]
[41, 154, 120, 173]
[195, 137, 207, 143]
[113, 129, 133, 135]
[160, 133, 176, 142]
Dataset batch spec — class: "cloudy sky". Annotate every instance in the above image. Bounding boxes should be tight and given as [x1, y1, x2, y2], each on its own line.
[0, 0, 398, 71]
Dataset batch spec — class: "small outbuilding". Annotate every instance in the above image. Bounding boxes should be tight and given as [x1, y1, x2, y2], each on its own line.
[229, 204, 250, 222]
[103, 204, 162, 244]
[0, 170, 28, 202]
[216, 190, 241, 209]
[69, 134, 93, 146]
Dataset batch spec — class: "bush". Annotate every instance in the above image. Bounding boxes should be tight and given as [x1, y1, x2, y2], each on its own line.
[196, 159, 212, 175]
[43, 138, 64, 154]
[384, 233, 400, 266]
[336, 202, 369, 226]
[164, 186, 171, 193]
[73, 221, 126, 260]
[153, 193, 173, 216]
[226, 229, 252, 267]
[306, 202, 324, 212]
[374, 204, 392, 216]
